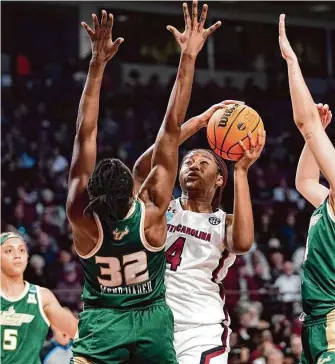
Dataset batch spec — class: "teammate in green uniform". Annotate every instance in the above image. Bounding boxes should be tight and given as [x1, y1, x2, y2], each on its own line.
[279, 14, 335, 364]
[66, 3, 221, 363]
[0, 232, 78, 364]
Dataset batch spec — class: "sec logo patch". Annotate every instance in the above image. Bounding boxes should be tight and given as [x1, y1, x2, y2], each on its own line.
[209, 217, 221, 225]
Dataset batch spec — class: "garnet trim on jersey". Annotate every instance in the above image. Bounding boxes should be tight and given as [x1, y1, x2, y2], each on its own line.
[211, 250, 230, 282]
[199, 346, 226, 364]
[199, 323, 228, 364]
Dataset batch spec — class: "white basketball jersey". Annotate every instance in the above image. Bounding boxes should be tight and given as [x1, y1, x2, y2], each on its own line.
[165, 198, 236, 331]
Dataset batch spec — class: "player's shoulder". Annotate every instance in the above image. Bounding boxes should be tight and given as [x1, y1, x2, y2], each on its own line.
[39, 287, 56, 306]
[314, 195, 335, 222]
[326, 192, 335, 223]
[168, 197, 179, 209]
[211, 208, 227, 224]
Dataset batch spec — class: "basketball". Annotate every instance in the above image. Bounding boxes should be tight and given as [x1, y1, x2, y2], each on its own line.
[206, 103, 264, 161]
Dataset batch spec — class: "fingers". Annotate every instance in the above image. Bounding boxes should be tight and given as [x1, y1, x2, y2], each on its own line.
[239, 140, 248, 153]
[81, 22, 94, 39]
[248, 131, 256, 150]
[326, 110, 332, 124]
[101, 10, 107, 28]
[204, 21, 222, 39]
[210, 103, 225, 112]
[222, 100, 245, 106]
[167, 25, 181, 40]
[239, 129, 266, 155]
[323, 104, 329, 122]
[255, 129, 266, 154]
[208, 100, 244, 113]
[198, 4, 208, 31]
[113, 37, 124, 51]
[316, 103, 326, 115]
[92, 13, 100, 34]
[183, 3, 191, 30]
[316, 103, 329, 120]
[106, 13, 114, 38]
[279, 14, 286, 39]
[192, 0, 198, 29]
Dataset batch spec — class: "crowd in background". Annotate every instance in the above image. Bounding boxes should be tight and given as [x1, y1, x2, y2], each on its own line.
[2, 53, 335, 364]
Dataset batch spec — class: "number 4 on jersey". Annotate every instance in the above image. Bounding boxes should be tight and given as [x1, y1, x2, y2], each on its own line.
[166, 237, 186, 271]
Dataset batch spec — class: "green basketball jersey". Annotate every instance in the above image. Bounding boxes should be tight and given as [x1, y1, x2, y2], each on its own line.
[0, 283, 50, 364]
[301, 198, 335, 317]
[79, 199, 166, 309]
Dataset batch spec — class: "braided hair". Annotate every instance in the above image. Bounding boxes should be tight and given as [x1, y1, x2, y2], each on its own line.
[84, 158, 134, 222]
[181, 149, 228, 211]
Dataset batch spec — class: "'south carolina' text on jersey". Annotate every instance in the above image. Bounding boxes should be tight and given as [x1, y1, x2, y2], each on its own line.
[167, 223, 212, 242]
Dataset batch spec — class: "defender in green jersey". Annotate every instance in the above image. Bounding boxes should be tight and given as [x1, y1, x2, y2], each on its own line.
[67, 4, 221, 363]
[280, 15, 335, 363]
[0, 233, 78, 364]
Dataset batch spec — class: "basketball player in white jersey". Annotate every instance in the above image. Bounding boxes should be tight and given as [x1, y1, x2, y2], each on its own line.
[134, 100, 265, 363]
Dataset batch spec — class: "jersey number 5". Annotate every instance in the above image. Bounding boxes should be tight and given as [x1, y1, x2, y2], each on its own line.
[3, 329, 17, 350]
[166, 237, 186, 271]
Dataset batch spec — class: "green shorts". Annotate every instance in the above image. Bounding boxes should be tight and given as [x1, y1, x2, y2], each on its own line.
[72, 301, 177, 364]
[301, 310, 335, 364]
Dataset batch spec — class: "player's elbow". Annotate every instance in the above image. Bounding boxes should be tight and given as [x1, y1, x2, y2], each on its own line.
[293, 112, 320, 130]
[66, 197, 82, 225]
[68, 318, 79, 339]
[295, 177, 308, 197]
[234, 242, 253, 255]
[132, 161, 144, 180]
[229, 237, 253, 255]
[76, 122, 97, 140]
[163, 119, 182, 136]
[66, 202, 76, 224]
[295, 176, 304, 195]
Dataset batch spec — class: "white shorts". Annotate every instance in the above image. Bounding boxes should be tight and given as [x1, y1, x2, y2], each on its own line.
[174, 323, 230, 364]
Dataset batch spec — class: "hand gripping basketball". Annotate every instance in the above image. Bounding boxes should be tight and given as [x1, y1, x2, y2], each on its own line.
[197, 100, 244, 128]
[207, 103, 264, 161]
[236, 128, 266, 171]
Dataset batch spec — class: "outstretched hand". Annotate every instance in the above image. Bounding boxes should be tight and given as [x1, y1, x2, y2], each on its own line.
[81, 10, 124, 63]
[316, 103, 332, 129]
[236, 128, 266, 171]
[167, 0, 221, 57]
[278, 14, 297, 63]
[197, 100, 245, 128]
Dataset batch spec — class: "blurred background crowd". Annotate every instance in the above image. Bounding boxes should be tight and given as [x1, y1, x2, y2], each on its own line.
[2, 1, 335, 363]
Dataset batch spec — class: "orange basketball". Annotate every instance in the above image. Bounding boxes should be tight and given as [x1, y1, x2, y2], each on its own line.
[207, 103, 264, 161]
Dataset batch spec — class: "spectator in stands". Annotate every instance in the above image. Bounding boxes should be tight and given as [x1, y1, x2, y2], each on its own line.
[275, 261, 301, 319]
[269, 250, 284, 283]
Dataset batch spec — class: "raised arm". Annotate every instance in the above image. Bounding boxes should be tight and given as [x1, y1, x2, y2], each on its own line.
[295, 104, 331, 207]
[279, 14, 335, 204]
[66, 11, 123, 253]
[225, 129, 266, 254]
[133, 101, 238, 192]
[139, 1, 221, 247]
